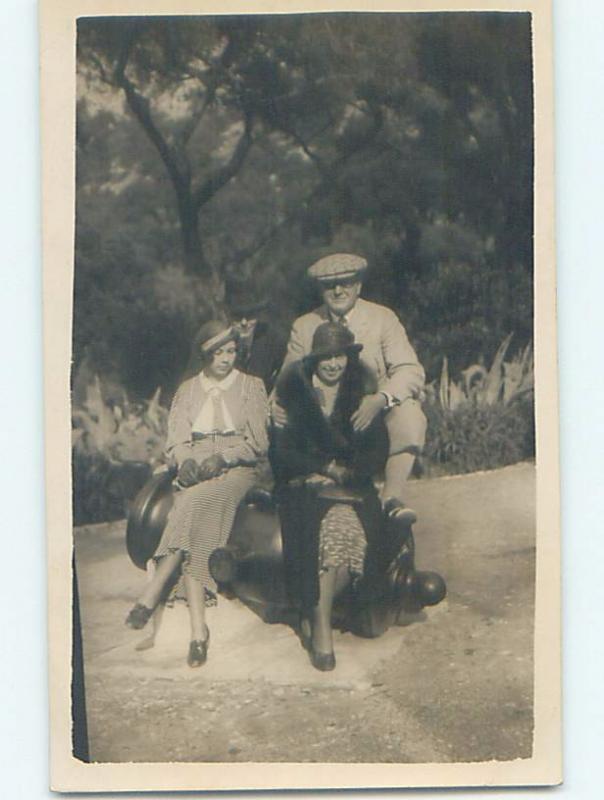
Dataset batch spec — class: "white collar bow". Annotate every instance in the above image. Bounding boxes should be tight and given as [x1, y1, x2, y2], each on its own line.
[193, 369, 239, 433]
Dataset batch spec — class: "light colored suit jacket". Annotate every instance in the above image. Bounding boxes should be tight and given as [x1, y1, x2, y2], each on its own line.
[282, 298, 425, 403]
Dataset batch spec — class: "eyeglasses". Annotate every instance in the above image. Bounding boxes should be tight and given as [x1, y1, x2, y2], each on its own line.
[319, 276, 360, 291]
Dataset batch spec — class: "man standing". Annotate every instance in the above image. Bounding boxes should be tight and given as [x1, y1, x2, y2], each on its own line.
[272, 253, 426, 521]
[226, 289, 288, 394]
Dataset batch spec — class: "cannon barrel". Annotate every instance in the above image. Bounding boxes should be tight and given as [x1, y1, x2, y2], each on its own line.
[126, 474, 447, 635]
[209, 498, 288, 607]
[126, 468, 175, 570]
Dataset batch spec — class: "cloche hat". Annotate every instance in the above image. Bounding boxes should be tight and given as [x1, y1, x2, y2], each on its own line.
[194, 320, 239, 355]
[306, 322, 363, 362]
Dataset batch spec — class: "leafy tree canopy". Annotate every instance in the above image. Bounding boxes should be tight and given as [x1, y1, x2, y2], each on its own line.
[75, 12, 533, 398]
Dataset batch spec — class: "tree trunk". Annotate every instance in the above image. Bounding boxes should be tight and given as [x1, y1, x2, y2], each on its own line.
[176, 190, 224, 316]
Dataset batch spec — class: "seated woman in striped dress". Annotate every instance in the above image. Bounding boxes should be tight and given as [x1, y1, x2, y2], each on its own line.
[270, 322, 389, 671]
[125, 320, 269, 668]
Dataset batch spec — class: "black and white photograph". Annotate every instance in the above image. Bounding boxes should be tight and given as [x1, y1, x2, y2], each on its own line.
[41, 0, 560, 791]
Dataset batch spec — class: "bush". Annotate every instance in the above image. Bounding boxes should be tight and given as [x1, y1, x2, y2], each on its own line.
[72, 337, 537, 524]
[423, 396, 534, 476]
[422, 336, 535, 476]
[72, 375, 168, 525]
[72, 451, 152, 526]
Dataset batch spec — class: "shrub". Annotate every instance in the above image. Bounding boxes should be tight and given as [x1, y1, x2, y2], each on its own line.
[72, 375, 168, 525]
[72, 451, 153, 526]
[423, 397, 534, 476]
[423, 336, 535, 476]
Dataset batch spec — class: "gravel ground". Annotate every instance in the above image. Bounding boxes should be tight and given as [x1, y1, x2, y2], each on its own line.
[75, 462, 535, 764]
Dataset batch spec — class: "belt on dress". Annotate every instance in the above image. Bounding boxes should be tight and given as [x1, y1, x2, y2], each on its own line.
[191, 430, 238, 441]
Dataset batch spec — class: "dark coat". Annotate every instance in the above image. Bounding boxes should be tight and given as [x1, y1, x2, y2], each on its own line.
[269, 357, 389, 611]
[236, 320, 288, 394]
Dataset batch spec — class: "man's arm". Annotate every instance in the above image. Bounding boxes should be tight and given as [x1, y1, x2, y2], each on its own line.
[280, 317, 307, 373]
[269, 317, 310, 420]
[379, 310, 425, 402]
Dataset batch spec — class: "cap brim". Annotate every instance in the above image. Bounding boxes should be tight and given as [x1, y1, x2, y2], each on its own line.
[313, 269, 366, 282]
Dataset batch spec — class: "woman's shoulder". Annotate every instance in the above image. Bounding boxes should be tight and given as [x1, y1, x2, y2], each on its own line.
[239, 370, 267, 394]
[171, 375, 198, 403]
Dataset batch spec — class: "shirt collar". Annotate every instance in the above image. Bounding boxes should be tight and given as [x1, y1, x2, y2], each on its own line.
[198, 368, 239, 393]
[327, 303, 358, 326]
[312, 373, 338, 391]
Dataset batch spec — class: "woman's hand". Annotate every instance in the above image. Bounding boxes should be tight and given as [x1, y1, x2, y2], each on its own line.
[177, 458, 200, 487]
[351, 393, 387, 432]
[304, 472, 336, 489]
[198, 453, 228, 480]
[324, 461, 352, 485]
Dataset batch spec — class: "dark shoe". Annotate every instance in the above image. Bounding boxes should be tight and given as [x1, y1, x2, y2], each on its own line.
[309, 648, 336, 672]
[187, 630, 210, 668]
[298, 615, 312, 652]
[383, 497, 417, 527]
[125, 603, 154, 630]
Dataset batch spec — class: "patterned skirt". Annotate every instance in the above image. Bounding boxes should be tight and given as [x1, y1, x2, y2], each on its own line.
[153, 435, 257, 594]
[318, 503, 367, 577]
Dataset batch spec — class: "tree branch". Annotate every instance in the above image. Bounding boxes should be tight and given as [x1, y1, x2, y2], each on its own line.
[277, 124, 327, 172]
[221, 107, 385, 272]
[333, 104, 384, 167]
[87, 52, 111, 85]
[220, 179, 326, 272]
[113, 25, 190, 190]
[179, 33, 243, 147]
[191, 110, 254, 209]
[179, 93, 213, 146]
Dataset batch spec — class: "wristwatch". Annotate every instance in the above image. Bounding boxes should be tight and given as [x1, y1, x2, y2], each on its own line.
[379, 391, 400, 411]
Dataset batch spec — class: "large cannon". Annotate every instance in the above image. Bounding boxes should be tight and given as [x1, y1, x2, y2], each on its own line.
[126, 468, 446, 637]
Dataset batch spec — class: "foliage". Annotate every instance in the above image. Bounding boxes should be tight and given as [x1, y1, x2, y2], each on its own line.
[423, 398, 534, 476]
[423, 337, 535, 475]
[73, 337, 537, 523]
[74, 13, 534, 397]
[72, 376, 168, 524]
[434, 335, 534, 412]
[72, 451, 152, 526]
[71, 15, 537, 518]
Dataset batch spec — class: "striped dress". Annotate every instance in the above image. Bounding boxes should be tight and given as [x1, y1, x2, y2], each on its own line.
[153, 369, 269, 594]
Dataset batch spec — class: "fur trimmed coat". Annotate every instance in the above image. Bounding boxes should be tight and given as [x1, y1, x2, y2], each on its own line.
[269, 357, 388, 611]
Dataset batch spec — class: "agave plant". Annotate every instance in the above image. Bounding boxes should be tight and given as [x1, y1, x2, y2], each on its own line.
[438, 357, 467, 412]
[72, 376, 168, 465]
[435, 335, 534, 412]
[502, 342, 534, 404]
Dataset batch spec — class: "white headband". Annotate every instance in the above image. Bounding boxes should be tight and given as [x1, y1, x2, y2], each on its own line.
[200, 327, 236, 353]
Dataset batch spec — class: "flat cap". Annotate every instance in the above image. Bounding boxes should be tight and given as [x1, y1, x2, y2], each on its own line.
[307, 253, 368, 282]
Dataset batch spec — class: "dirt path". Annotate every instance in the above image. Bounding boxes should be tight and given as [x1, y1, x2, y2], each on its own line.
[75, 462, 535, 764]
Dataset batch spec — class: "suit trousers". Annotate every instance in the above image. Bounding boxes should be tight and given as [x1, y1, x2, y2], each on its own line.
[384, 397, 427, 455]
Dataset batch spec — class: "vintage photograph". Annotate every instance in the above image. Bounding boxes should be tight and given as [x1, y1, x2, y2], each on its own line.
[42, 0, 560, 791]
